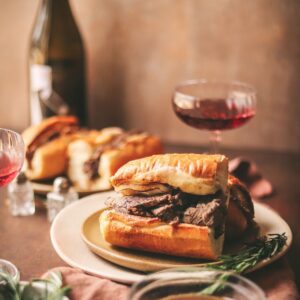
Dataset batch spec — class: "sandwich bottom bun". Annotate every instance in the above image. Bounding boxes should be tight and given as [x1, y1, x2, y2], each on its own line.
[99, 209, 224, 260]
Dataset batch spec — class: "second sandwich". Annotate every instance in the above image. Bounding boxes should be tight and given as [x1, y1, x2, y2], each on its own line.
[100, 153, 229, 260]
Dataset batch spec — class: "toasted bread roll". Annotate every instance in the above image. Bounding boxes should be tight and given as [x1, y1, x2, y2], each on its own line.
[22, 116, 78, 148]
[25, 135, 75, 180]
[22, 116, 79, 180]
[111, 154, 228, 196]
[100, 209, 224, 260]
[68, 130, 163, 190]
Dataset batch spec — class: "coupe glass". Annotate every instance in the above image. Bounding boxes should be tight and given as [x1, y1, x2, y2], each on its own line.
[172, 80, 256, 153]
[129, 268, 265, 300]
[0, 128, 25, 187]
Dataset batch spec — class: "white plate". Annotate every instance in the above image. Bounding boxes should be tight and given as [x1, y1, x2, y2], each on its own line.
[50, 192, 292, 284]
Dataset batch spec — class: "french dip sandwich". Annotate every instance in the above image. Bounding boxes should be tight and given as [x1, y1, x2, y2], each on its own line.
[67, 128, 163, 190]
[22, 116, 79, 180]
[100, 153, 229, 260]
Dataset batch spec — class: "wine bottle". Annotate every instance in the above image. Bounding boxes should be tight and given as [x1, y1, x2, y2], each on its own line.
[29, 0, 86, 125]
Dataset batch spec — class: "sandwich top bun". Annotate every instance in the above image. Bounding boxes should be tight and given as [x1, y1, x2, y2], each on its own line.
[22, 115, 78, 150]
[111, 153, 228, 196]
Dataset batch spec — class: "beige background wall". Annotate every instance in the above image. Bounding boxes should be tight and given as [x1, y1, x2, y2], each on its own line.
[0, 0, 300, 153]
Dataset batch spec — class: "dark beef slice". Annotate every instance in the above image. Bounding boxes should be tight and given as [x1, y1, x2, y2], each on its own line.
[107, 192, 182, 220]
[151, 204, 180, 223]
[83, 130, 144, 180]
[124, 192, 180, 209]
[183, 199, 226, 227]
[83, 158, 100, 180]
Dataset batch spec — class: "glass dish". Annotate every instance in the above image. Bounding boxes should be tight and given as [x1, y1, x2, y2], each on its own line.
[129, 268, 265, 300]
[0, 259, 20, 283]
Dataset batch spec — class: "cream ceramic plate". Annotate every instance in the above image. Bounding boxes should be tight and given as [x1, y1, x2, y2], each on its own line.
[31, 180, 110, 196]
[82, 209, 220, 272]
[51, 192, 292, 284]
[81, 209, 259, 272]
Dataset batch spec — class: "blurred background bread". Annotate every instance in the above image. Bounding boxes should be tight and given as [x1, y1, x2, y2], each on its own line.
[68, 129, 163, 190]
[22, 116, 79, 180]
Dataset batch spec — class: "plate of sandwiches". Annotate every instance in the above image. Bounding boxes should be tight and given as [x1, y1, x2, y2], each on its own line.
[50, 154, 292, 283]
[21, 116, 163, 195]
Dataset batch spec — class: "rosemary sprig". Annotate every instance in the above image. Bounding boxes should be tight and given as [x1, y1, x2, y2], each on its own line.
[213, 233, 287, 273]
[200, 233, 287, 295]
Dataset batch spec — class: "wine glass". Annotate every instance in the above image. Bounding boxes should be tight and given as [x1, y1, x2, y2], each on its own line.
[0, 129, 24, 279]
[172, 79, 256, 153]
[0, 128, 25, 187]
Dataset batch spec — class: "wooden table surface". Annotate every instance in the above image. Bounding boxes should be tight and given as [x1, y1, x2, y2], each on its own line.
[0, 145, 299, 294]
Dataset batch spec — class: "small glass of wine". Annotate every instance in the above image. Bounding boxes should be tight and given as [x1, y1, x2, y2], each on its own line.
[0, 129, 24, 187]
[0, 129, 24, 280]
[172, 79, 256, 152]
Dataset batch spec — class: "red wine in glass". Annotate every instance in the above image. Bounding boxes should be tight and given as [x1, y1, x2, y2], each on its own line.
[0, 129, 24, 278]
[0, 129, 25, 187]
[172, 80, 256, 152]
[173, 98, 255, 131]
[0, 153, 21, 187]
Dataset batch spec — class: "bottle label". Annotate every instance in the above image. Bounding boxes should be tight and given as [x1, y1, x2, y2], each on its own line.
[30, 64, 52, 124]
[29, 64, 69, 124]
[30, 64, 52, 92]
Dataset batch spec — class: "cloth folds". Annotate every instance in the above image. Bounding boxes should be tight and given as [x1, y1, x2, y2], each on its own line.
[229, 157, 273, 198]
[43, 267, 129, 300]
[43, 259, 299, 300]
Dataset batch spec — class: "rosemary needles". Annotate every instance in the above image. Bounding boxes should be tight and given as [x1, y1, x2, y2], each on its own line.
[212, 233, 288, 274]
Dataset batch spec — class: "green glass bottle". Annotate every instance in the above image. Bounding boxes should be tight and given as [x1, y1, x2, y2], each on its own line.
[29, 0, 86, 125]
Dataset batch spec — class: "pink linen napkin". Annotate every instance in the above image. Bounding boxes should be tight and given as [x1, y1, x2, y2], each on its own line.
[248, 259, 299, 300]
[229, 157, 273, 198]
[43, 259, 299, 300]
[43, 267, 129, 300]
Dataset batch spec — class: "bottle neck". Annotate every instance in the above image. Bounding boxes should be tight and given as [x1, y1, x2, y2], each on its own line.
[53, 0, 72, 14]
[40, 0, 73, 18]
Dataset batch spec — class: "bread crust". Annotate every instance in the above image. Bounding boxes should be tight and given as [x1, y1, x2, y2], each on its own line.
[22, 116, 79, 180]
[68, 133, 163, 190]
[22, 116, 78, 148]
[100, 134, 163, 177]
[111, 154, 228, 195]
[100, 209, 224, 260]
[24, 135, 74, 180]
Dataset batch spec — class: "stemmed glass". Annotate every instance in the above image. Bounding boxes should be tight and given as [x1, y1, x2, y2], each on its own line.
[0, 128, 25, 186]
[0, 128, 24, 280]
[172, 79, 256, 153]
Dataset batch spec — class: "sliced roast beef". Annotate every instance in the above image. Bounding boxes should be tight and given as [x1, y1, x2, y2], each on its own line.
[183, 199, 226, 231]
[83, 129, 144, 180]
[106, 190, 227, 236]
[106, 192, 183, 221]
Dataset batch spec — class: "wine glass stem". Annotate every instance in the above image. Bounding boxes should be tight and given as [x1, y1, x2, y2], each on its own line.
[209, 130, 221, 153]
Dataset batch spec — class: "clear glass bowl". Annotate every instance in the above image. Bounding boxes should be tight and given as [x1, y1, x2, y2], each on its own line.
[129, 268, 265, 300]
[0, 259, 20, 283]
